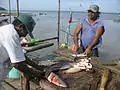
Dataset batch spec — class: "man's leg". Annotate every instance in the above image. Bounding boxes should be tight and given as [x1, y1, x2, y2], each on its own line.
[91, 48, 99, 57]
[14, 61, 45, 79]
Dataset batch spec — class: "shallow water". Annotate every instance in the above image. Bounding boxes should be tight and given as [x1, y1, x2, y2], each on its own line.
[99, 20, 120, 60]
[26, 11, 120, 60]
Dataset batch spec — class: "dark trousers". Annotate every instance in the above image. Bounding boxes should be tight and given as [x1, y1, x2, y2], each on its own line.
[78, 47, 99, 57]
[90, 48, 99, 57]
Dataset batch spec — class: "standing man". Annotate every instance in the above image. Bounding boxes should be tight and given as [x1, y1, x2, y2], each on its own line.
[0, 14, 66, 89]
[0, 14, 37, 89]
[72, 5, 105, 57]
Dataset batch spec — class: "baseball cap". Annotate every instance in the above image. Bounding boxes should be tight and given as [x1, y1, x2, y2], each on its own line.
[16, 14, 36, 38]
[88, 5, 99, 13]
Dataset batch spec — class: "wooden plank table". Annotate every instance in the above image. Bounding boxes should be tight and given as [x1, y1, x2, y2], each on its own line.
[3, 48, 120, 90]
[2, 79, 42, 90]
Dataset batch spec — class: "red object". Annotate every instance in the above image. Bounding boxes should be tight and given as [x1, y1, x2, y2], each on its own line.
[68, 14, 72, 23]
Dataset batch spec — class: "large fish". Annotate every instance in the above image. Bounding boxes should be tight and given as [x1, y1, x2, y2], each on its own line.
[100, 69, 111, 90]
[41, 58, 92, 74]
[62, 67, 83, 74]
[40, 79, 57, 90]
[62, 58, 92, 74]
[47, 72, 67, 87]
[71, 53, 86, 57]
[39, 58, 92, 88]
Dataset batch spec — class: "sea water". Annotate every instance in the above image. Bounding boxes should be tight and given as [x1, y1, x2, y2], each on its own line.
[21, 11, 120, 60]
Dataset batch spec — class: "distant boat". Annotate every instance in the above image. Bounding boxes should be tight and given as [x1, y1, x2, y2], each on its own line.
[39, 12, 47, 16]
[118, 13, 120, 16]
[39, 12, 43, 15]
[44, 12, 47, 15]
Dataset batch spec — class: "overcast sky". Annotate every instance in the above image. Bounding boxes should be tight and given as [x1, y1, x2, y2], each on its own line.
[0, 0, 120, 13]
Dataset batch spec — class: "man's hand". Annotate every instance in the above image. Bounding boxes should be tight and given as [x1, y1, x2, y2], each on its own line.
[83, 46, 92, 56]
[71, 44, 79, 52]
[20, 37, 29, 47]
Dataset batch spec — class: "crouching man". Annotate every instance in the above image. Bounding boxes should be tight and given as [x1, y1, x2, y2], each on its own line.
[0, 14, 67, 89]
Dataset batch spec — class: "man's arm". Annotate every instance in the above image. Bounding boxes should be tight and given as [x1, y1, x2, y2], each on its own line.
[84, 26, 105, 55]
[73, 20, 82, 51]
[88, 26, 105, 49]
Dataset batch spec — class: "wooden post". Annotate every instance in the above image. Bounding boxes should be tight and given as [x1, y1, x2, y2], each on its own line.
[16, 0, 19, 17]
[57, 0, 60, 48]
[8, 0, 11, 23]
[24, 75, 30, 90]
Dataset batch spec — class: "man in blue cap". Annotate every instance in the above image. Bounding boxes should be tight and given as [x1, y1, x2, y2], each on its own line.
[0, 14, 67, 89]
[72, 4, 105, 57]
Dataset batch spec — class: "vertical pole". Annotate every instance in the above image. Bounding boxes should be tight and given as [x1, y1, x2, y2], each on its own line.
[58, 0, 60, 48]
[8, 0, 11, 23]
[16, 0, 19, 17]
[66, 10, 72, 47]
[66, 23, 70, 46]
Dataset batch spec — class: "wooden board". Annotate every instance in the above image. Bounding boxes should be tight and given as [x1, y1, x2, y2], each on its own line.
[23, 42, 54, 52]
[3, 79, 42, 90]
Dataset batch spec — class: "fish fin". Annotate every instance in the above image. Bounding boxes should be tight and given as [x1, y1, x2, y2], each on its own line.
[47, 72, 67, 87]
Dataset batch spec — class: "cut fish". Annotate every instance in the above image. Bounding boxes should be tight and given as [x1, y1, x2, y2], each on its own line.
[71, 53, 86, 57]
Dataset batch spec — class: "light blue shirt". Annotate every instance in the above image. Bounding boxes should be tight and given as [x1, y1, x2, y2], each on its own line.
[79, 18, 104, 49]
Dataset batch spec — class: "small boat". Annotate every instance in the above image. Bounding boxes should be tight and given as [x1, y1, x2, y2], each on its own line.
[118, 13, 120, 16]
